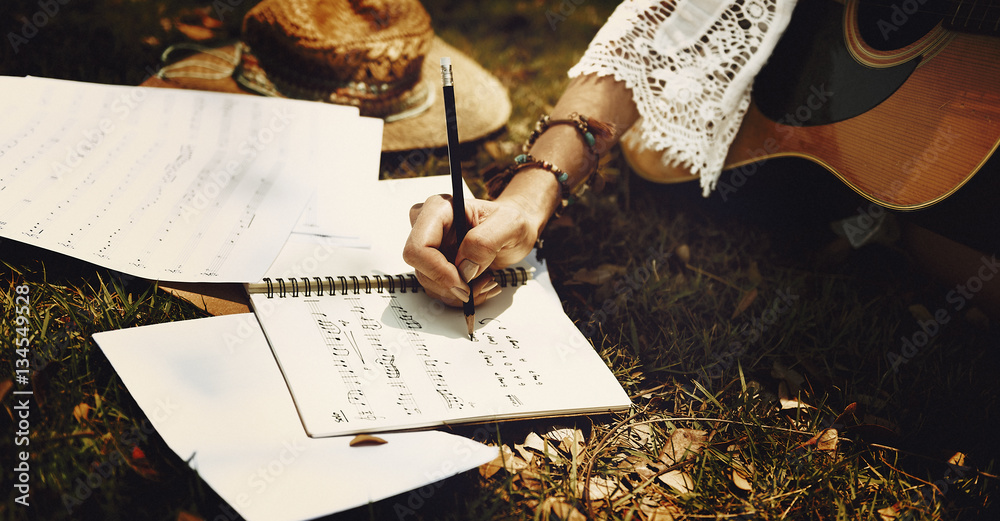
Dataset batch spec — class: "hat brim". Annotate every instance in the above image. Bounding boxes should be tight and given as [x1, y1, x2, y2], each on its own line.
[143, 37, 511, 152]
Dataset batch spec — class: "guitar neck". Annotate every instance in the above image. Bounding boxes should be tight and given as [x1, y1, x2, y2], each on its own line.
[943, 0, 1000, 35]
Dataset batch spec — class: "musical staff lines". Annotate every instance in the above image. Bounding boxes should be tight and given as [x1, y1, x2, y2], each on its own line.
[384, 295, 467, 411]
[347, 296, 421, 416]
[307, 300, 376, 422]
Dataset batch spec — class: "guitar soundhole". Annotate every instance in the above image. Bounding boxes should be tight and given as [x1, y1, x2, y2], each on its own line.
[854, 0, 949, 51]
[753, 0, 918, 126]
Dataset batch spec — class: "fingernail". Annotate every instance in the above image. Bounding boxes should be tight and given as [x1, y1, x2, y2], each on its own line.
[449, 286, 470, 302]
[485, 286, 503, 299]
[459, 259, 480, 283]
[480, 280, 499, 294]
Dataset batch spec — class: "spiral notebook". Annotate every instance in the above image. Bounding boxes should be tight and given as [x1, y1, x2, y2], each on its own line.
[245, 177, 631, 438]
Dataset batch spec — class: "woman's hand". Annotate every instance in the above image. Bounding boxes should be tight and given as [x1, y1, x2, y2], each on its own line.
[403, 193, 544, 306]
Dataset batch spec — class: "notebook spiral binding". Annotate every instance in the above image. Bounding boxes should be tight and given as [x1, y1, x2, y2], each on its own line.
[261, 267, 531, 299]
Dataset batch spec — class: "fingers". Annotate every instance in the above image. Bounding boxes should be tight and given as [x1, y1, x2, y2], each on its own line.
[403, 195, 465, 305]
[404, 195, 529, 307]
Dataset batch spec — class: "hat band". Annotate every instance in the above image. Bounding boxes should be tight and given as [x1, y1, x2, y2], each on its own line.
[234, 43, 435, 123]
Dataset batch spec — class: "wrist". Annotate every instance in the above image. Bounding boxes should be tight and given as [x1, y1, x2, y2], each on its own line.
[495, 167, 561, 240]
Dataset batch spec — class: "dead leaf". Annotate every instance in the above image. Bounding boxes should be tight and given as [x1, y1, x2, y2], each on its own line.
[659, 428, 707, 466]
[129, 446, 158, 479]
[540, 497, 586, 521]
[778, 381, 813, 410]
[748, 261, 763, 285]
[479, 445, 528, 479]
[727, 446, 754, 492]
[578, 475, 625, 501]
[177, 511, 205, 521]
[622, 423, 653, 449]
[518, 469, 544, 491]
[816, 428, 839, 453]
[349, 434, 387, 447]
[175, 22, 216, 41]
[878, 502, 902, 520]
[0, 379, 12, 404]
[675, 244, 691, 264]
[513, 443, 534, 464]
[567, 264, 626, 285]
[73, 403, 91, 423]
[731, 288, 758, 319]
[658, 469, 695, 494]
[948, 452, 967, 467]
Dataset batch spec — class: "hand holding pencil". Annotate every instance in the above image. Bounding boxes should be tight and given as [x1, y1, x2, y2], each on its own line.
[402, 61, 544, 326]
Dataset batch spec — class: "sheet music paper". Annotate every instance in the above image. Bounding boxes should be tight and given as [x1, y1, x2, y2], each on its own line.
[0, 76, 378, 282]
[93, 313, 497, 521]
[251, 255, 631, 438]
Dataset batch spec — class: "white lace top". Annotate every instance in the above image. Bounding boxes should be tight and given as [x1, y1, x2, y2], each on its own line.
[569, 0, 797, 195]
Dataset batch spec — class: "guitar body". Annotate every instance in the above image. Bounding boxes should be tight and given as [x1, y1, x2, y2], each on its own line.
[629, 0, 1000, 209]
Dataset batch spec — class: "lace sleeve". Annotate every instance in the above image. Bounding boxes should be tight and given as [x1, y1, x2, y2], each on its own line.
[569, 0, 796, 195]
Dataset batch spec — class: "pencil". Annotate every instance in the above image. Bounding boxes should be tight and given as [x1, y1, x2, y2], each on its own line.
[440, 57, 476, 340]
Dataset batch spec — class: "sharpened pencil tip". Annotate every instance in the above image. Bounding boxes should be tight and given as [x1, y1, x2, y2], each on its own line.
[465, 314, 475, 341]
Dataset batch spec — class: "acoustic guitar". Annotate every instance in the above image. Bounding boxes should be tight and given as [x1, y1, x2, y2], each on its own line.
[624, 0, 1000, 210]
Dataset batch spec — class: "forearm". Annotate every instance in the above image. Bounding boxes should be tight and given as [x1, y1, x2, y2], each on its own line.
[495, 73, 640, 236]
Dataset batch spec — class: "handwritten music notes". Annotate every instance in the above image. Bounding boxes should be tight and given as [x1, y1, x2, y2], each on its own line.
[249, 257, 632, 438]
[0, 76, 378, 282]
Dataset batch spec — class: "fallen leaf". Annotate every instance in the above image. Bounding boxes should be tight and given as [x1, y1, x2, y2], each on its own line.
[349, 434, 387, 447]
[73, 402, 91, 423]
[816, 428, 838, 453]
[659, 428, 707, 466]
[658, 469, 695, 494]
[675, 244, 691, 264]
[748, 261, 763, 285]
[878, 502, 902, 520]
[129, 446, 158, 479]
[567, 264, 626, 285]
[727, 447, 754, 492]
[0, 379, 12, 403]
[175, 22, 217, 41]
[623, 423, 653, 449]
[540, 497, 586, 521]
[578, 475, 625, 501]
[522, 432, 547, 452]
[778, 381, 813, 410]
[518, 469, 545, 491]
[177, 511, 205, 521]
[948, 452, 967, 467]
[479, 445, 529, 479]
[513, 443, 534, 464]
[731, 288, 758, 319]
[644, 505, 681, 521]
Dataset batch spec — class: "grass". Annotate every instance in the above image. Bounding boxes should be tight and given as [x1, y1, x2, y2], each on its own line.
[2, 0, 999, 520]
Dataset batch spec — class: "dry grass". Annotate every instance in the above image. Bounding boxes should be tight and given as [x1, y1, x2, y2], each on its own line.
[2, 1, 999, 520]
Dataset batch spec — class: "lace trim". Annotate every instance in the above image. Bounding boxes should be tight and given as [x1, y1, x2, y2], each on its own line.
[568, 0, 796, 195]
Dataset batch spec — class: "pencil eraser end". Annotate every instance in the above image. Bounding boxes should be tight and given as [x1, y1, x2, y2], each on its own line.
[440, 57, 451, 66]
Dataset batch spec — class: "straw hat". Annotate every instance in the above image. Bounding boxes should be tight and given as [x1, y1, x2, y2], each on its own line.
[143, 0, 511, 151]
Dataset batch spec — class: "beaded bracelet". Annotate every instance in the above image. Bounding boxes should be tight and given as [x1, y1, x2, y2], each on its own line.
[523, 112, 608, 154]
[485, 112, 615, 214]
